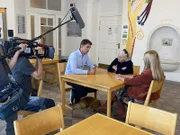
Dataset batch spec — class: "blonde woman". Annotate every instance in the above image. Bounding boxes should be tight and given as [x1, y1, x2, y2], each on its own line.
[95, 50, 164, 120]
[108, 49, 133, 74]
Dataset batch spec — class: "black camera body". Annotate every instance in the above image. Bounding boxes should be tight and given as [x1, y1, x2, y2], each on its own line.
[1, 37, 55, 59]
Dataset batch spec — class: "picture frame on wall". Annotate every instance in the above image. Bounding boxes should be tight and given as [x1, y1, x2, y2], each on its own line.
[17, 14, 26, 34]
[162, 38, 173, 46]
[67, 21, 82, 37]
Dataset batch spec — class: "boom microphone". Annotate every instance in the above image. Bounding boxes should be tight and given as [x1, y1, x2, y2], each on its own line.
[29, 7, 85, 42]
[70, 7, 85, 29]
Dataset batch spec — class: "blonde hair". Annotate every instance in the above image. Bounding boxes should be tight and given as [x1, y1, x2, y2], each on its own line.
[143, 50, 164, 81]
[118, 49, 130, 61]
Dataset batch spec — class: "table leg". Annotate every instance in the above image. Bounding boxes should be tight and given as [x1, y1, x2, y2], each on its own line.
[37, 80, 43, 96]
[61, 79, 66, 115]
[107, 90, 111, 117]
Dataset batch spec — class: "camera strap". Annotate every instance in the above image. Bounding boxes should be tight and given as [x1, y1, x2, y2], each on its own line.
[0, 46, 12, 75]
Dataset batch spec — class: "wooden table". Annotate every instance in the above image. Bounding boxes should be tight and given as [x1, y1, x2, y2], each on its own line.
[29, 56, 59, 96]
[29, 55, 59, 65]
[60, 68, 125, 117]
[55, 113, 153, 135]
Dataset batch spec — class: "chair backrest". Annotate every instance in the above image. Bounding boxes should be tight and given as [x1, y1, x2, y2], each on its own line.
[57, 62, 67, 86]
[144, 77, 165, 106]
[57, 62, 67, 76]
[126, 102, 177, 135]
[14, 104, 64, 135]
[133, 66, 140, 75]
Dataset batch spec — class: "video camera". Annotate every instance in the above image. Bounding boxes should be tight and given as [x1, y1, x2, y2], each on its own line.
[0, 6, 84, 60]
[1, 37, 55, 59]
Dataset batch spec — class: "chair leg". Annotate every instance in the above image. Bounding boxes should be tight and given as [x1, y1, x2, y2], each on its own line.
[94, 91, 97, 99]
[150, 101, 157, 108]
[37, 71, 45, 96]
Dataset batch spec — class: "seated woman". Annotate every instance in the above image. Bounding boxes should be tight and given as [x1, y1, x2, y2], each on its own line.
[108, 49, 133, 74]
[94, 50, 164, 120]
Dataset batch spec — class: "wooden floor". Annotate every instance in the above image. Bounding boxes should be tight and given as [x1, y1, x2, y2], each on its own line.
[0, 80, 180, 135]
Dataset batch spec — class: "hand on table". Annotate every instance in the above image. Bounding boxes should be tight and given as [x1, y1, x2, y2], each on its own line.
[114, 74, 125, 81]
[88, 68, 96, 75]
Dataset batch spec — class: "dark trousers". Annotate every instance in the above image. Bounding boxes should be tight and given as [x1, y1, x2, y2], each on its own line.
[5, 96, 55, 135]
[5, 113, 17, 135]
[67, 82, 97, 103]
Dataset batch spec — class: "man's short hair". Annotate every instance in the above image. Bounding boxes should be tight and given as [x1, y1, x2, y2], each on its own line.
[80, 39, 92, 46]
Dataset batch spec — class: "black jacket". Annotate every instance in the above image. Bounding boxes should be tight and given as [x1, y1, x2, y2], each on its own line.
[108, 58, 133, 74]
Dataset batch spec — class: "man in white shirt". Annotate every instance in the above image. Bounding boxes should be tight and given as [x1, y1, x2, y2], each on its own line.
[65, 39, 96, 104]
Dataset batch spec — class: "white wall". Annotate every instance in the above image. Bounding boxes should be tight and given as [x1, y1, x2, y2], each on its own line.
[98, 0, 122, 15]
[0, 0, 15, 33]
[0, 0, 28, 38]
[14, 0, 26, 38]
[149, 26, 180, 62]
[64, 0, 88, 56]
[63, 0, 122, 64]
[128, 0, 180, 82]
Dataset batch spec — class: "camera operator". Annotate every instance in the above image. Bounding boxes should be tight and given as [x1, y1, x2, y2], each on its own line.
[0, 44, 27, 135]
[11, 44, 55, 113]
[1, 44, 55, 135]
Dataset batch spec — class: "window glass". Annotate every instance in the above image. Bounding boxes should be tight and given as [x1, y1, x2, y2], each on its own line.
[41, 18, 46, 25]
[48, 0, 61, 11]
[48, 18, 53, 26]
[30, 0, 61, 11]
[30, 0, 46, 9]
[41, 26, 53, 46]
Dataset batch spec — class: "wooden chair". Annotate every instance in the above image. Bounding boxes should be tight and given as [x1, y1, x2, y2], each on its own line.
[44, 65, 58, 84]
[144, 77, 165, 107]
[14, 104, 64, 135]
[57, 62, 73, 93]
[126, 102, 177, 135]
[133, 65, 140, 75]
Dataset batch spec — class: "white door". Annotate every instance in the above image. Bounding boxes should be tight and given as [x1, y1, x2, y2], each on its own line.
[98, 16, 121, 65]
[38, 14, 57, 55]
[27, 13, 57, 55]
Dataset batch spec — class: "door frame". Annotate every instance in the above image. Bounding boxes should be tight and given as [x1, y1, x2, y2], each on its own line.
[38, 13, 57, 55]
[26, 12, 58, 55]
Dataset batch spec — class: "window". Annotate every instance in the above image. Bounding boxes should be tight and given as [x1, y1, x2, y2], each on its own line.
[48, 0, 61, 11]
[30, 0, 46, 9]
[30, 0, 61, 11]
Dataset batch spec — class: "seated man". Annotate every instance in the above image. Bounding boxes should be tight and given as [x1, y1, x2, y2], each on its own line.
[65, 39, 97, 104]
[3, 43, 55, 135]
